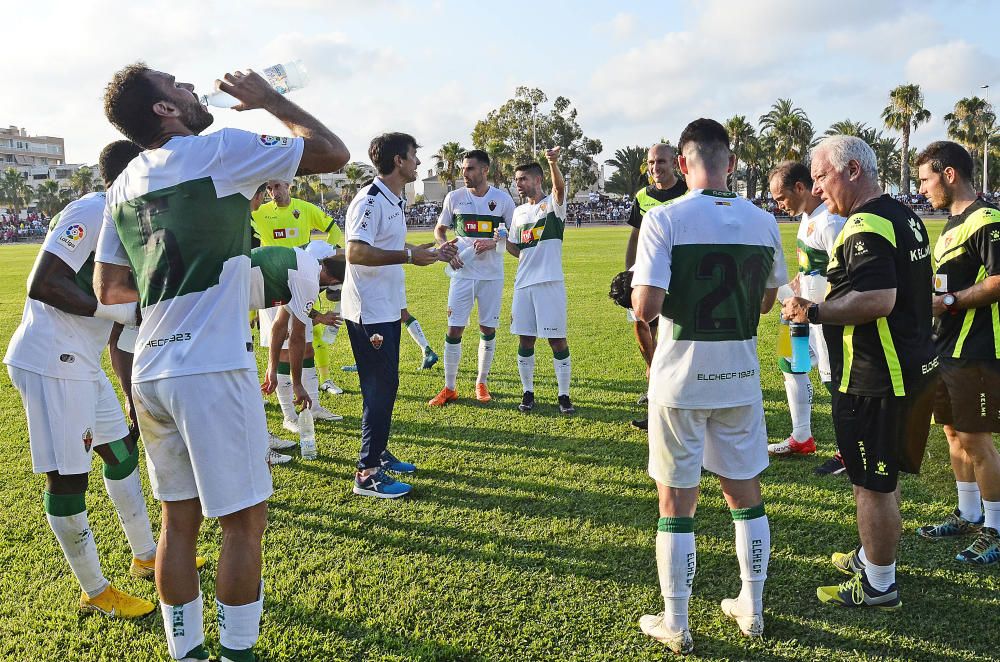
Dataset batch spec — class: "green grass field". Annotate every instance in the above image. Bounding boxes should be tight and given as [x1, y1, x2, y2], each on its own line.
[2, 222, 999, 661]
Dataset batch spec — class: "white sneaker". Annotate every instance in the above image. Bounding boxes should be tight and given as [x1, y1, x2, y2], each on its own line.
[319, 379, 344, 395]
[720, 598, 764, 637]
[267, 449, 292, 466]
[282, 417, 300, 434]
[638, 613, 694, 654]
[268, 432, 297, 450]
[312, 405, 343, 421]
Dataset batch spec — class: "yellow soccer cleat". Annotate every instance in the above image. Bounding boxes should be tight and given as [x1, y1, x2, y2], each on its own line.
[80, 584, 155, 619]
[131, 554, 207, 580]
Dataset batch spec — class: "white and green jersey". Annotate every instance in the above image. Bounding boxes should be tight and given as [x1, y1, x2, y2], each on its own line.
[95, 129, 303, 382]
[249, 246, 320, 325]
[437, 186, 516, 281]
[795, 202, 844, 303]
[4, 193, 114, 381]
[510, 193, 567, 289]
[633, 189, 787, 409]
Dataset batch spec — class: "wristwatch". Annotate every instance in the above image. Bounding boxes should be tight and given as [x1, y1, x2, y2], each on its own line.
[943, 292, 958, 315]
[807, 303, 820, 324]
[406, 248, 413, 264]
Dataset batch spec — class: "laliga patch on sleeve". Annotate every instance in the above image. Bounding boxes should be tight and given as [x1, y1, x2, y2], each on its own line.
[258, 134, 291, 148]
[57, 223, 86, 252]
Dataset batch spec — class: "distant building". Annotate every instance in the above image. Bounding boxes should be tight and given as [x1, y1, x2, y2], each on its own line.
[0, 125, 96, 191]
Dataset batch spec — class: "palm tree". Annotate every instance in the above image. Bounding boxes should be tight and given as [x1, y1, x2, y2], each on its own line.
[434, 141, 465, 192]
[0, 167, 33, 220]
[69, 165, 95, 195]
[881, 84, 931, 195]
[342, 162, 366, 200]
[759, 98, 814, 162]
[485, 140, 513, 189]
[604, 146, 647, 196]
[743, 135, 776, 199]
[944, 96, 996, 187]
[872, 136, 900, 191]
[725, 115, 755, 192]
[35, 179, 63, 217]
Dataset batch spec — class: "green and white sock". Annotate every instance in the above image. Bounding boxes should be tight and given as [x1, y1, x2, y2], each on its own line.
[405, 317, 429, 350]
[657, 516, 696, 633]
[477, 332, 496, 384]
[162, 593, 205, 660]
[732, 504, 769, 614]
[553, 348, 571, 396]
[275, 363, 296, 422]
[102, 438, 155, 561]
[444, 336, 462, 390]
[218, 581, 264, 662]
[45, 491, 108, 598]
[517, 346, 535, 393]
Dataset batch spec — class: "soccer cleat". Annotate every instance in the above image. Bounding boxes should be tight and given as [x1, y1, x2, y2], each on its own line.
[720, 598, 764, 637]
[518, 391, 535, 413]
[341, 364, 358, 372]
[420, 347, 439, 370]
[311, 405, 343, 421]
[267, 449, 292, 466]
[131, 555, 207, 580]
[319, 378, 344, 395]
[475, 382, 492, 403]
[638, 613, 694, 654]
[381, 449, 416, 474]
[817, 571, 901, 610]
[558, 395, 576, 415]
[79, 584, 155, 618]
[353, 469, 412, 498]
[631, 418, 648, 430]
[268, 432, 297, 450]
[831, 546, 866, 576]
[428, 387, 458, 407]
[814, 453, 847, 476]
[955, 527, 1000, 565]
[281, 417, 299, 435]
[768, 436, 816, 456]
[637, 393, 648, 405]
[917, 508, 984, 540]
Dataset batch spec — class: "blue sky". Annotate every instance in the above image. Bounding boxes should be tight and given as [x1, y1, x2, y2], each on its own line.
[6, 0, 998, 177]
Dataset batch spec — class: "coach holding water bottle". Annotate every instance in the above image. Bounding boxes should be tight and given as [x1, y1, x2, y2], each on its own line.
[342, 132, 456, 499]
[783, 135, 937, 610]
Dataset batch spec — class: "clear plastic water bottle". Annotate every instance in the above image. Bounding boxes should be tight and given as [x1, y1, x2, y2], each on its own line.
[495, 226, 508, 254]
[789, 322, 811, 373]
[444, 244, 478, 278]
[298, 407, 317, 460]
[200, 60, 309, 108]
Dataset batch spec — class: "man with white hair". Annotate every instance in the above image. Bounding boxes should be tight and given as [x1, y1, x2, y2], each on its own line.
[784, 135, 937, 610]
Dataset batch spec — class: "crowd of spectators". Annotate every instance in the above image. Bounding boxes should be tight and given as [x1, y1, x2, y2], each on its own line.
[0, 210, 47, 243]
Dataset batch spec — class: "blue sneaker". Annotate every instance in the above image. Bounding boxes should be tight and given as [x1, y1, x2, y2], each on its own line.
[956, 527, 1000, 565]
[420, 347, 439, 370]
[917, 508, 983, 539]
[381, 449, 416, 474]
[353, 469, 412, 499]
[341, 364, 358, 372]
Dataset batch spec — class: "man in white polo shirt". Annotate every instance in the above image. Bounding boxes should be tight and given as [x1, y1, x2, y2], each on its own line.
[342, 132, 456, 499]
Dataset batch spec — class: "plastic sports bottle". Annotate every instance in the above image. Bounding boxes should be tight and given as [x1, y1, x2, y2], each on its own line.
[444, 244, 478, 278]
[200, 60, 308, 108]
[495, 226, 508, 254]
[298, 407, 317, 460]
[777, 316, 792, 363]
[789, 322, 811, 373]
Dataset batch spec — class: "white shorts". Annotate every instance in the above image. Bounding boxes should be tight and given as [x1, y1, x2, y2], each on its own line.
[447, 278, 503, 328]
[132, 369, 273, 518]
[510, 281, 567, 338]
[8, 366, 130, 475]
[648, 402, 769, 488]
[259, 305, 313, 350]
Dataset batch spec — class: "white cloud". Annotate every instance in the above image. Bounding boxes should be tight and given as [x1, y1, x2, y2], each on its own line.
[905, 40, 999, 94]
[609, 13, 635, 40]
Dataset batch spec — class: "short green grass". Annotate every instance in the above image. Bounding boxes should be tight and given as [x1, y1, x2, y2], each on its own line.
[1, 222, 998, 661]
